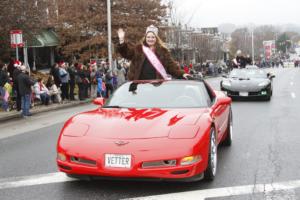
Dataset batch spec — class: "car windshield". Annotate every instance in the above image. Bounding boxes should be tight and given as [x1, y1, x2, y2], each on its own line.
[105, 81, 210, 108]
[229, 69, 267, 79]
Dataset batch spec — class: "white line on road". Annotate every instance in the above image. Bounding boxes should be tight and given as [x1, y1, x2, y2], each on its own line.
[291, 92, 296, 99]
[265, 189, 296, 200]
[0, 172, 76, 190]
[123, 180, 300, 200]
[0, 172, 299, 200]
[290, 82, 294, 86]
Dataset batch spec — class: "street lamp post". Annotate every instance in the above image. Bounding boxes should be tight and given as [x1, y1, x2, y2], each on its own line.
[107, 0, 112, 70]
[251, 29, 254, 65]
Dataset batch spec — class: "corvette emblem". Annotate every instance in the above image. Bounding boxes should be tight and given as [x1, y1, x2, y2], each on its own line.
[114, 141, 129, 146]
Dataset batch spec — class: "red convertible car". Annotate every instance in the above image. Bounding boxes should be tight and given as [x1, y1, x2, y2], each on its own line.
[57, 80, 232, 181]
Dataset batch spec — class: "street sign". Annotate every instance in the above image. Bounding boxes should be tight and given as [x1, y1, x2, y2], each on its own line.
[10, 30, 24, 48]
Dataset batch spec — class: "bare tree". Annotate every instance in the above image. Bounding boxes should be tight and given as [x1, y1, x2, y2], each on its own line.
[0, 0, 48, 60]
[51, 0, 167, 62]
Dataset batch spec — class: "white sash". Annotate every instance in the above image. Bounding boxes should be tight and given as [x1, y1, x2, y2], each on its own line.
[142, 45, 171, 80]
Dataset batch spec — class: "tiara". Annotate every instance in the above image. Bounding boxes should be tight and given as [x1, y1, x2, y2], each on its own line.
[146, 25, 158, 35]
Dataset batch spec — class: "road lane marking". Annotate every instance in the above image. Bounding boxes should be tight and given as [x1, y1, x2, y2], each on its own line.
[291, 92, 296, 99]
[124, 180, 300, 200]
[290, 82, 294, 86]
[0, 172, 299, 200]
[0, 172, 76, 190]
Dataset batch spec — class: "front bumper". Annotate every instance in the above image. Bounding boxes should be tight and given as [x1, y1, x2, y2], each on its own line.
[57, 159, 205, 182]
[57, 139, 209, 182]
[221, 86, 271, 98]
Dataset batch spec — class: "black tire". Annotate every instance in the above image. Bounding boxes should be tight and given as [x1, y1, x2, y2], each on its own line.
[204, 127, 217, 181]
[222, 108, 233, 146]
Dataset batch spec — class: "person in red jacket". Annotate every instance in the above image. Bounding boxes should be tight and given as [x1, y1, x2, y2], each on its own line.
[183, 64, 190, 74]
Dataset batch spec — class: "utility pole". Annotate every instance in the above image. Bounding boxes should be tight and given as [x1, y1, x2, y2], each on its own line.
[107, 0, 112, 70]
[16, 46, 19, 61]
[251, 29, 254, 65]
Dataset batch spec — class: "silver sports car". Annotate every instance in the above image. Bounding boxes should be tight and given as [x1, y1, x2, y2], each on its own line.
[220, 67, 275, 100]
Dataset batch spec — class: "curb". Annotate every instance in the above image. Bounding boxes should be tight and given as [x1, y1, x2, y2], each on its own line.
[0, 99, 92, 123]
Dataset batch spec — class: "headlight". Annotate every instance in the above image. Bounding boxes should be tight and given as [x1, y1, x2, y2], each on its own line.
[180, 155, 202, 166]
[57, 152, 67, 161]
[62, 123, 89, 137]
[222, 81, 231, 87]
[258, 81, 269, 87]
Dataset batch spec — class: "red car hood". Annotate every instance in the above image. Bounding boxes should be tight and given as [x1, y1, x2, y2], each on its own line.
[69, 108, 208, 139]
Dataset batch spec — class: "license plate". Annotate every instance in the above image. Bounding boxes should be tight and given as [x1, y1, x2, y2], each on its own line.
[105, 154, 131, 168]
[239, 92, 248, 96]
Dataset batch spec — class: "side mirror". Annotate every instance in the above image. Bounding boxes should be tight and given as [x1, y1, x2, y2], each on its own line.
[217, 97, 232, 106]
[212, 97, 231, 114]
[222, 74, 228, 78]
[267, 73, 275, 79]
[270, 74, 275, 79]
[93, 97, 105, 107]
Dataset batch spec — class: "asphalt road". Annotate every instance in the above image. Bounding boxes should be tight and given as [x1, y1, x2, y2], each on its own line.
[0, 67, 300, 200]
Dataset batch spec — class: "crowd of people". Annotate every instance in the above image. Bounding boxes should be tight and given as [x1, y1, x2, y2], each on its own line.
[0, 59, 128, 117]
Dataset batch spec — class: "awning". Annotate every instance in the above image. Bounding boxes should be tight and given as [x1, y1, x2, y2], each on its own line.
[27, 29, 59, 48]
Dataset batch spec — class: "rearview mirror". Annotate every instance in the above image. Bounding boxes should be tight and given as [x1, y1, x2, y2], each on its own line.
[93, 97, 105, 107]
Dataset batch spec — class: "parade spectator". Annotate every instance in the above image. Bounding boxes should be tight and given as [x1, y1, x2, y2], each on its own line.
[104, 70, 114, 98]
[12, 61, 22, 111]
[183, 64, 190, 74]
[245, 54, 252, 65]
[208, 62, 215, 76]
[75, 64, 86, 101]
[90, 61, 98, 98]
[117, 25, 190, 80]
[46, 76, 62, 103]
[68, 63, 77, 100]
[96, 77, 104, 97]
[189, 63, 193, 70]
[112, 72, 118, 89]
[0, 61, 10, 111]
[4, 80, 13, 110]
[294, 60, 299, 67]
[58, 61, 70, 101]
[17, 65, 35, 117]
[82, 65, 90, 99]
[115, 63, 126, 87]
[7, 59, 16, 79]
[33, 78, 50, 105]
[50, 63, 61, 87]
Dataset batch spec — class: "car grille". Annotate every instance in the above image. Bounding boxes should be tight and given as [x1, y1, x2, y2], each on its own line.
[248, 91, 261, 96]
[70, 156, 97, 166]
[142, 160, 177, 168]
[227, 91, 239, 96]
[224, 89, 269, 96]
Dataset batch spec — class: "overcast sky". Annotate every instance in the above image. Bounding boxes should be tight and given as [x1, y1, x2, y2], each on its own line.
[170, 0, 300, 27]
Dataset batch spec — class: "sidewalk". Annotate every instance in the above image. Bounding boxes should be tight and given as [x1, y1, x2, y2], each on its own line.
[0, 99, 92, 122]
